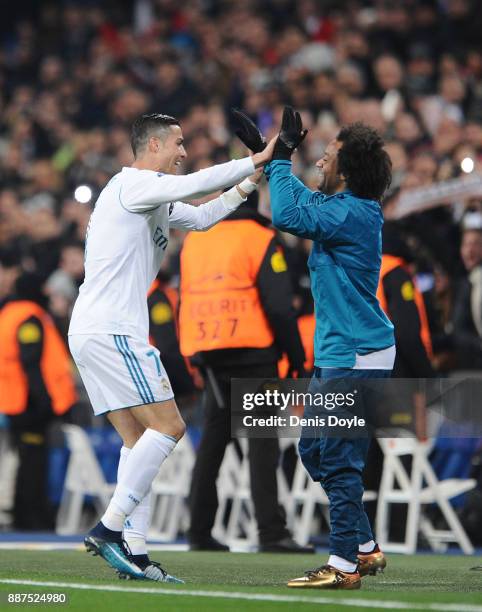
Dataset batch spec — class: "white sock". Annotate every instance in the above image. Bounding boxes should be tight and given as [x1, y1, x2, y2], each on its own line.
[101, 429, 176, 532]
[328, 555, 358, 573]
[117, 446, 151, 556]
[358, 539, 376, 553]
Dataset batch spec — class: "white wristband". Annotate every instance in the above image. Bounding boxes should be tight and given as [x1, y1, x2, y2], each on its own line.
[238, 178, 258, 195]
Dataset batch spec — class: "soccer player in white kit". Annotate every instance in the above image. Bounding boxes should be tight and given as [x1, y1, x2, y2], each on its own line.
[68, 113, 276, 582]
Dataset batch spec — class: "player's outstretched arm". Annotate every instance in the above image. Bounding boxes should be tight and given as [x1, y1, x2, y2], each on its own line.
[169, 170, 263, 232]
[120, 143, 275, 213]
[269, 161, 347, 241]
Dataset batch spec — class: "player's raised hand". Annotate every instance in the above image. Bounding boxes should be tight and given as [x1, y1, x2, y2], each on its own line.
[252, 135, 277, 168]
[231, 108, 267, 153]
[273, 106, 308, 160]
[280, 105, 308, 149]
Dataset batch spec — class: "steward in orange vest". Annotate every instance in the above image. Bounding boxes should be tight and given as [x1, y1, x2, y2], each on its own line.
[179, 206, 305, 372]
[178, 195, 310, 553]
[147, 275, 195, 396]
[0, 280, 76, 422]
[377, 224, 434, 377]
[0, 269, 76, 529]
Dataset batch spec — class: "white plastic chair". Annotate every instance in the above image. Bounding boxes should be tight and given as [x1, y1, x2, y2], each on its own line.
[0, 430, 17, 527]
[56, 424, 115, 534]
[376, 435, 476, 554]
[214, 438, 300, 549]
[212, 440, 258, 548]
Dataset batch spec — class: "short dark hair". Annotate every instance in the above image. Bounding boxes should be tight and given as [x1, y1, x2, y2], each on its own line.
[336, 123, 392, 201]
[130, 113, 180, 157]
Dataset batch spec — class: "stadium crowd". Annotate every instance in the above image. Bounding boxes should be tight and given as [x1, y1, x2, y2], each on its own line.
[1, 0, 482, 536]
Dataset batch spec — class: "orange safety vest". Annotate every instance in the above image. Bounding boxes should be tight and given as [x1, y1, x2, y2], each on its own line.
[179, 220, 275, 356]
[377, 255, 433, 358]
[278, 313, 316, 377]
[0, 301, 77, 415]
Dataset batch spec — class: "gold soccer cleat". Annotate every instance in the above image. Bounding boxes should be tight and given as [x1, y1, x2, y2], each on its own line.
[357, 547, 386, 577]
[287, 564, 361, 589]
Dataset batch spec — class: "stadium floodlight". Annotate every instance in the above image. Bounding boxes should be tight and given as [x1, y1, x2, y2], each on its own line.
[74, 185, 93, 203]
[460, 157, 475, 174]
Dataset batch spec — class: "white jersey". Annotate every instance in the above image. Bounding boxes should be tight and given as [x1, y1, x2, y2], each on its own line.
[69, 157, 254, 341]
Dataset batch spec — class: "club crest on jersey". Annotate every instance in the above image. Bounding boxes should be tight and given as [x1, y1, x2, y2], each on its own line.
[161, 378, 171, 394]
[153, 225, 168, 250]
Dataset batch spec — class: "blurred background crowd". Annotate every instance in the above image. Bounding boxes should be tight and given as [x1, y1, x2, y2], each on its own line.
[1, 0, 482, 537]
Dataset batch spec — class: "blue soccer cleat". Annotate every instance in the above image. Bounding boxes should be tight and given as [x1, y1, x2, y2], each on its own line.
[118, 559, 184, 583]
[84, 524, 144, 579]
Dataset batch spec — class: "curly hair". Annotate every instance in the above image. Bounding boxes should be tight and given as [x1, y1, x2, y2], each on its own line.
[336, 123, 392, 201]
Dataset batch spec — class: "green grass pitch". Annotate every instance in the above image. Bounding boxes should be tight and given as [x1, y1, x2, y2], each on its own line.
[0, 550, 481, 611]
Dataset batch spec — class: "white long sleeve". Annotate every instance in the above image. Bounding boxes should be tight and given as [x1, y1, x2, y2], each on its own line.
[119, 157, 254, 212]
[169, 186, 247, 231]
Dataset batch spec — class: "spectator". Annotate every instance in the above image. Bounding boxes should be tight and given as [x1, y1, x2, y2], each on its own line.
[0, 249, 76, 529]
[45, 240, 85, 337]
[452, 228, 482, 368]
[428, 263, 458, 373]
[179, 192, 310, 553]
[378, 223, 435, 378]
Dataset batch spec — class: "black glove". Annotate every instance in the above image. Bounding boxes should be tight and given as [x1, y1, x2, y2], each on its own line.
[273, 106, 308, 160]
[231, 108, 266, 153]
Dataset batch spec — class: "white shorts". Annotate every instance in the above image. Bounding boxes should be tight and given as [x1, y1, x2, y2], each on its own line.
[68, 334, 174, 416]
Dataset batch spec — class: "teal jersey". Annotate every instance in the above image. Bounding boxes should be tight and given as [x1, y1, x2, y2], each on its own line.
[268, 160, 394, 368]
